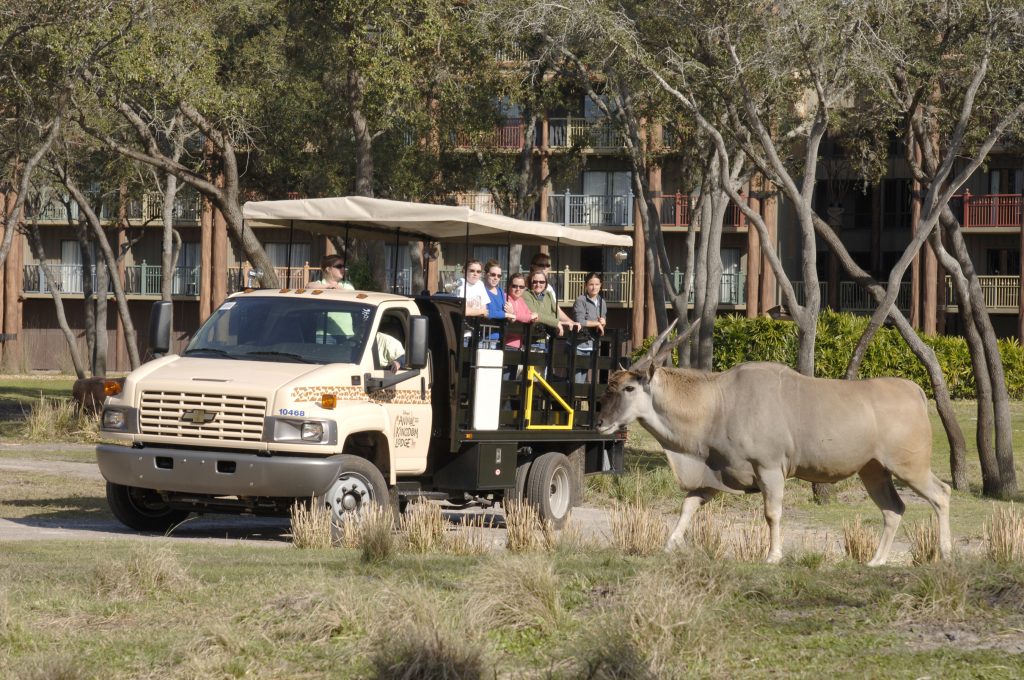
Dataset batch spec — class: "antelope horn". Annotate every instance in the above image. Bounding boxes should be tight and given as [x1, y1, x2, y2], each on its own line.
[652, 319, 701, 368]
[630, 319, 679, 374]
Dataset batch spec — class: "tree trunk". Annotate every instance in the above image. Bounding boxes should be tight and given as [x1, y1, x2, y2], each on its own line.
[74, 220, 97, 375]
[161, 173, 179, 302]
[810, 214, 968, 488]
[940, 208, 1016, 497]
[25, 222, 85, 378]
[64, 178, 140, 369]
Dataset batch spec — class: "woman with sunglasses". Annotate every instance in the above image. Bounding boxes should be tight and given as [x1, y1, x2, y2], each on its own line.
[311, 254, 354, 290]
[523, 267, 564, 335]
[482, 260, 508, 319]
[503, 272, 538, 349]
[453, 259, 488, 317]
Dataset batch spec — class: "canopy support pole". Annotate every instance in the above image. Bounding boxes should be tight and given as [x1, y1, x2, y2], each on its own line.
[286, 220, 294, 287]
[392, 227, 400, 293]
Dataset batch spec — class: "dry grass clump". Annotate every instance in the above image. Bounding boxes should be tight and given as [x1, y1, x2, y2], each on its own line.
[841, 515, 878, 564]
[688, 501, 728, 560]
[732, 517, 769, 562]
[892, 563, 970, 623]
[369, 586, 489, 679]
[21, 396, 98, 443]
[610, 500, 668, 556]
[401, 501, 446, 554]
[570, 564, 719, 677]
[984, 504, 1024, 563]
[357, 504, 396, 563]
[367, 625, 488, 680]
[504, 499, 542, 553]
[94, 545, 193, 600]
[567, 627, 658, 680]
[550, 513, 599, 554]
[471, 556, 565, 634]
[905, 519, 941, 566]
[289, 498, 334, 549]
[250, 587, 368, 644]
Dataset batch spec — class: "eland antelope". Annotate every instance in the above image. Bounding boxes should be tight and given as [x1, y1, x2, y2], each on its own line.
[596, 322, 951, 565]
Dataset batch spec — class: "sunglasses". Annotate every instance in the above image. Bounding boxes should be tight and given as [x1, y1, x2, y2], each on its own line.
[468, 268, 482, 273]
[531, 280, 546, 285]
[510, 284, 525, 290]
[332, 264, 347, 270]
[537, 263, 551, 268]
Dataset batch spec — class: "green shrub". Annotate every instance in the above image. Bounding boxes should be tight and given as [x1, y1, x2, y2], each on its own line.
[631, 310, 1024, 400]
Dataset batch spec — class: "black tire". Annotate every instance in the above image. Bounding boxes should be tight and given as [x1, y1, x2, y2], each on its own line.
[318, 454, 389, 525]
[106, 482, 190, 533]
[514, 459, 532, 502]
[525, 452, 576, 529]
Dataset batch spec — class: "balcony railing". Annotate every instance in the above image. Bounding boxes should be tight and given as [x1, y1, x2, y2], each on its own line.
[455, 118, 524, 150]
[949, 193, 1024, 228]
[34, 191, 202, 225]
[547, 191, 633, 227]
[651, 192, 746, 229]
[548, 116, 624, 151]
[945, 275, 1020, 310]
[839, 281, 912, 314]
[23, 263, 200, 296]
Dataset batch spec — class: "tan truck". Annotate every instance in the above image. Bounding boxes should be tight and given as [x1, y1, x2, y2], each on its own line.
[96, 198, 631, 531]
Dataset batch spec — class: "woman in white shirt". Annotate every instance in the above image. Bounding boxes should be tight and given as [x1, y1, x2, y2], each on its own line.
[454, 259, 488, 316]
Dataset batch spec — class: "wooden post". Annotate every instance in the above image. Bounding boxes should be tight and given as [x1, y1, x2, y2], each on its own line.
[746, 180, 761, 317]
[212, 171, 228, 308]
[759, 185, 777, 311]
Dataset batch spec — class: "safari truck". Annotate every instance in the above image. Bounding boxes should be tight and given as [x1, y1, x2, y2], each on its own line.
[95, 197, 631, 531]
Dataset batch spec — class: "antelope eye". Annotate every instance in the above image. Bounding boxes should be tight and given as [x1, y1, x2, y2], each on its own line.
[623, 386, 635, 393]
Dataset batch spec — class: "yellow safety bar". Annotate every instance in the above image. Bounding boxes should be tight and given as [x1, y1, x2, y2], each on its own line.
[523, 366, 575, 430]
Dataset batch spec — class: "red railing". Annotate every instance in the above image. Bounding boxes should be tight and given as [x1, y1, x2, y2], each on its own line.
[455, 118, 524, 149]
[651, 192, 746, 229]
[952, 192, 1024, 228]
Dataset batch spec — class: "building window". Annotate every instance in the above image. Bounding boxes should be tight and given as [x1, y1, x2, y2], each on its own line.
[883, 179, 912, 230]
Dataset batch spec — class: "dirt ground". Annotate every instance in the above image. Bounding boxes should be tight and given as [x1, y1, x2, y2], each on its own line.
[0, 452, 612, 547]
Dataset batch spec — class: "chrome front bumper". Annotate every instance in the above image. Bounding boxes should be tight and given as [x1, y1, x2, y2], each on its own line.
[96, 444, 344, 497]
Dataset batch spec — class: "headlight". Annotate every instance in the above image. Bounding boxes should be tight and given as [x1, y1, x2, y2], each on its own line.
[102, 409, 126, 430]
[301, 422, 324, 441]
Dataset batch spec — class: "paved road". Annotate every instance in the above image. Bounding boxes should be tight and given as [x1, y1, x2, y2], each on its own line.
[0, 455, 613, 545]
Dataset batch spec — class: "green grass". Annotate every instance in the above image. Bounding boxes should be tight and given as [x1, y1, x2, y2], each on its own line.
[1, 542, 1023, 678]
[0, 376, 78, 440]
[3, 390, 1024, 676]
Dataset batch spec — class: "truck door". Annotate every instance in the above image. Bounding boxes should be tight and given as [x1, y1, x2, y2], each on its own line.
[371, 309, 432, 475]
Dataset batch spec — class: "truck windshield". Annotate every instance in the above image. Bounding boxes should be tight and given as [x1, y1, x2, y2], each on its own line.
[183, 297, 374, 364]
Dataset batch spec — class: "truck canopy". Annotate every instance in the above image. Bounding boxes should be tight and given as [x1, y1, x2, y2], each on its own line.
[242, 196, 633, 248]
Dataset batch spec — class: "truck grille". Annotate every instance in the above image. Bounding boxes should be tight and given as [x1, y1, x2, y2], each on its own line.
[139, 391, 267, 442]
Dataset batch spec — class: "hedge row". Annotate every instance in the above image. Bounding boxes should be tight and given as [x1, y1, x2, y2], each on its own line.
[633, 310, 1024, 400]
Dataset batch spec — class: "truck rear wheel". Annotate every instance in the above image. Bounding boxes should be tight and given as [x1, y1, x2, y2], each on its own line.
[106, 482, 190, 533]
[319, 455, 389, 525]
[525, 452, 575, 529]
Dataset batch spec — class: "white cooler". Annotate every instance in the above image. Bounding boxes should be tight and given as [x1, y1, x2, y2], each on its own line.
[472, 348, 504, 430]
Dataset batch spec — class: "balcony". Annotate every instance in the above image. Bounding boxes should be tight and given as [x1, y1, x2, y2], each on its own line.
[547, 191, 633, 227]
[23, 263, 200, 297]
[548, 116, 624, 151]
[652, 192, 746, 229]
[455, 118, 524, 150]
[34, 191, 202, 225]
[949, 193, 1024, 229]
[945, 275, 1020, 312]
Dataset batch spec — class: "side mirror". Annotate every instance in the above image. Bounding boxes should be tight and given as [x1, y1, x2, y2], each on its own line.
[149, 301, 173, 356]
[406, 315, 428, 369]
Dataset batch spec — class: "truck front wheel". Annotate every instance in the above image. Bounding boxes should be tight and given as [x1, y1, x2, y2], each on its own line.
[106, 482, 190, 532]
[525, 452, 575, 529]
[320, 455, 389, 525]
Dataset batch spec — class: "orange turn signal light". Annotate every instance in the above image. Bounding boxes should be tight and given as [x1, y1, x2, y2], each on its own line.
[103, 380, 122, 396]
[321, 393, 337, 409]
